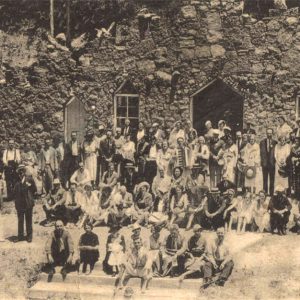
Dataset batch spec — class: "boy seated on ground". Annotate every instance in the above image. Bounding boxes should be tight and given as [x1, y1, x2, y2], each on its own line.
[44, 220, 75, 282]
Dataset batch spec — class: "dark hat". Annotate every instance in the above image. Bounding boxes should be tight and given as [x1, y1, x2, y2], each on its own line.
[17, 164, 26, 172]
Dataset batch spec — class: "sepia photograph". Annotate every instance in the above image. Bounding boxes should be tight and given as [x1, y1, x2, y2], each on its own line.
[0, 0, 300, 299]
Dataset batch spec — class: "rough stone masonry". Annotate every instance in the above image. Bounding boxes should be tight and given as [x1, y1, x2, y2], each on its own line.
[0, 0, 300, 146]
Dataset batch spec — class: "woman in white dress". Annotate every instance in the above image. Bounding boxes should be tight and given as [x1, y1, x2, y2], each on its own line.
[274, 135, 291, 191]
[82, 131, 98, 186]
[243, 134, 263, 194]
[220, 137, 238, 183]
[121, 134, 136, 164]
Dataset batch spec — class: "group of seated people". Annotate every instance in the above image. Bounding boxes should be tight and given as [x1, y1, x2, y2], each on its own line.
[44, 219, 234, 292]
[42, 158, 300, 236]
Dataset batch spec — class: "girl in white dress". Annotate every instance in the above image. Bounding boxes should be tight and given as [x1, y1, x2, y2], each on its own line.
[274, 136, 291, 191]
[237, 192, 255, 234]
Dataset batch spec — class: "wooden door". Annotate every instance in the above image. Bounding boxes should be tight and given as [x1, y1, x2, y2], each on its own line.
[64, 97, 87, 143]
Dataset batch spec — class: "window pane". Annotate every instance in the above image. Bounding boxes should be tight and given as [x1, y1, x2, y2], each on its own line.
[117, 106, 127, 117]
[117, 118, 126, 128]
[128, 96, 139, 107]
[117, 96, 127, 107]
[128, 106, 139, 118]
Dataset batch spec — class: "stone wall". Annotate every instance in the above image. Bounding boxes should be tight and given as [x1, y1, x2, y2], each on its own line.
[0, 0, 300, 146]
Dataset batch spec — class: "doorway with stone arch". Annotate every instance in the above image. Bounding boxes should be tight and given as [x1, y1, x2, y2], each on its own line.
[190, 78, 244, 136]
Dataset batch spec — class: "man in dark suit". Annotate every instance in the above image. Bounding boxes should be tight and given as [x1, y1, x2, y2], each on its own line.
[121, 163, 140, 194]
[14, 164, 37, 242]
[260, 128, 277, 196]
[100, 129, 116, 176]
[64, 131, 81, 187]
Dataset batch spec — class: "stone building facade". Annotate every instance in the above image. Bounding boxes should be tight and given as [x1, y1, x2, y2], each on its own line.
[0, 0, 300, 145]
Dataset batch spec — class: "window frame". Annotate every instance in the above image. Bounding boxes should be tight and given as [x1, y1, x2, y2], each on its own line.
[114, 93, 140, 130]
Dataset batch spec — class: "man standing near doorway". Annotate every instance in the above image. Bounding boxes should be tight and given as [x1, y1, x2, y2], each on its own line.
[260, 128, 277, 196]
[39, 138, 58, 195]
[3, 139, 21, 199]
[100, 129, 116, 177]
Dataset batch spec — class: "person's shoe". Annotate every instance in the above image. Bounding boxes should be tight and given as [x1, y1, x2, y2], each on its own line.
[27, 236, 32, 243]
[16, 236, 25, 242]
[47, 270, 55, 283]
[215, 279, 225, 286]
[61, 268, 67, 281]
[202, 279, 213, 289]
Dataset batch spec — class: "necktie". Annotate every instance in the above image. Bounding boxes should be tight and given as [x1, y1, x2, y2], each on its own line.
[71, 193, 76, 205]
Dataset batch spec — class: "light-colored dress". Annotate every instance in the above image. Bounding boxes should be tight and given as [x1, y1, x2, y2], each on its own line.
[82, 139, 98, 181]
[169, 129, 185, 148]
[239, 199, 255, 224]
[274, 143, 291, 189]
[156, 149, 173, 175]
[253, 197, 270, 232]
[222, 144, 238, 183]
[121, 141, 136, 162]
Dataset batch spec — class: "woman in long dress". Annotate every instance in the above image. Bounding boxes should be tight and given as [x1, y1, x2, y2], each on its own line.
[220, 136, 238, 183]
[169, 185, 189, 226]
[274, 135, 291, 191]
[243, 134, 263, 194]
[290, 137, 300, 201]
[82, 131, 98, 186]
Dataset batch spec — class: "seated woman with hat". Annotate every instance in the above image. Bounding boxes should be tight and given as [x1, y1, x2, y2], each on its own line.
[132, 181, 153, 226]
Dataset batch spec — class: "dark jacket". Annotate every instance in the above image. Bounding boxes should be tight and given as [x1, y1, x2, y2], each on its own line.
[260, 138, 277, 168]
[122, 171, 140, 194]
[100, 138, 116, 160]
[65, 140, 81, 158]
[14, 175, 37, 211]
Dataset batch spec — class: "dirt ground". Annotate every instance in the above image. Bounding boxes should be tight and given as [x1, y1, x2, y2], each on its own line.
[0, 201, 300, 300]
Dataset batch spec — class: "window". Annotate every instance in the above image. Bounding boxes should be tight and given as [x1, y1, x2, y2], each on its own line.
[115, 94, 139, 130]
[114, 80, 139, 132]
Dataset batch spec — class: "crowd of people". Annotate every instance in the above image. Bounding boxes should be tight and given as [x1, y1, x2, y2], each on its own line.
[1, 115, 300, 292]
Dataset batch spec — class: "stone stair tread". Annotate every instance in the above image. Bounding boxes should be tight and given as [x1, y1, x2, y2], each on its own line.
[39, 271, 202, 289]
[29, 281, 199, 299]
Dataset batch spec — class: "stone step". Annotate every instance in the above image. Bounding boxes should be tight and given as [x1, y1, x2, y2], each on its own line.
[28, 281, 200, 300]
[39, 270, 202, 290]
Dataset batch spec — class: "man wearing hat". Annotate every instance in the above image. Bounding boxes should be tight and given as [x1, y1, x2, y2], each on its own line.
[121, 163, 140, 194]
[202, 227, 234, 288]
[70, 162, 91, 192]
[268, 185, 292, 235]
[201, 188, 227, 230]
[14, 164, 37, 242]
[152, 122, 165, 141]
[3, 139, 21, 199]
[178, 224, 207, 286]
[64, 131, 81, 187]
[43, 178, 66, 226]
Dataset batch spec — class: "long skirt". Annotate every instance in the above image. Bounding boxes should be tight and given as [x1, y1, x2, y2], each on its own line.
[274, 165, 289, 190]
[84, 153, 97, 181]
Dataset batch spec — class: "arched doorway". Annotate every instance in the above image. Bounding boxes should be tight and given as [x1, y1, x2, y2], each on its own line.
[191, 79, 244, 135]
